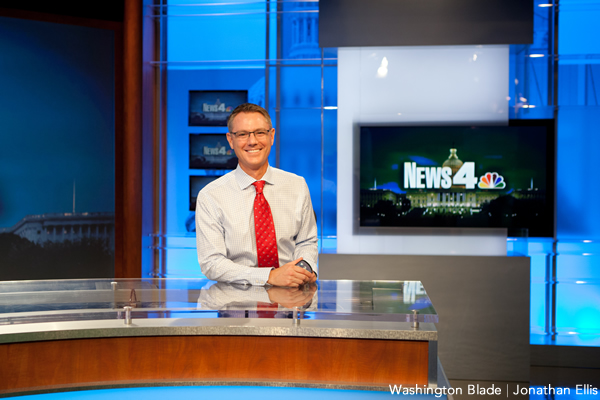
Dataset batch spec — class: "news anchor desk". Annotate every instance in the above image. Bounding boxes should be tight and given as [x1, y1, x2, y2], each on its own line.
[0, 279, 443, 397]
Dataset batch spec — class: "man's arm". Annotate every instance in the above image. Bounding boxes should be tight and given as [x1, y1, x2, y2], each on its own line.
[196, 191, 272, 285]
[280, 179, 319, 282]
[292, 179, 319, 277]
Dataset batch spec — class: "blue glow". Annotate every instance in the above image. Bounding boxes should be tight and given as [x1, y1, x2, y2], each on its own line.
[15, 386, 405, 400]
[167, 1, 266, 63]
[556, 284, 600, 333]
[558, 0, 600, 55]
[378, 182, 404, 194]
[526, 239, 600, 342]
[556, 108, 600, 239]
[528, 386, 598, 400]
[408, 156, 437, 166]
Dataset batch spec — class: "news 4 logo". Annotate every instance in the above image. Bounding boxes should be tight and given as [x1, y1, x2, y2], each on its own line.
[202, 102, 233, 112]
[404, 162, 506, 190]
[203, 145, 233, 156]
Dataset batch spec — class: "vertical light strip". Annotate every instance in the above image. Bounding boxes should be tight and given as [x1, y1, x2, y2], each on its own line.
[275, 0, 282, 168]
[320, 47, 325, 253]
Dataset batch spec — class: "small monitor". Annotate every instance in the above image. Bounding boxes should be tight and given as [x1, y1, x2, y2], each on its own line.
[189, 90, 247, 127]
[190, 175, 221, 211]
[189, 134, 237, 170]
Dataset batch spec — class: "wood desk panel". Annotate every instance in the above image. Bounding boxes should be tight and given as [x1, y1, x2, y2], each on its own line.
[1, 335, 429, 393]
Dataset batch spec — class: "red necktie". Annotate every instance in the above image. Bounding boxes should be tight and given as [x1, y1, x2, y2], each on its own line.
[252, 180, 279, 268]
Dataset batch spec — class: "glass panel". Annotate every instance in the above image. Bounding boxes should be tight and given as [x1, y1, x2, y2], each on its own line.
[551, 0, 600, 344]
[556, 106, 600, 239]
[557, 240, 600, 281]
[166, 67, 267, 237]
[278, 106, 322, 218]
[0, 279, 437, 324]
[165, 1, 268, 63]
[558, 0, 600, 55]
[508, 0, 554, 119]
[558, 62, 600, 106]
[161, 237, 202, 278]
[322, 107, 337, 252]
[555, 240, 600, 340]
[156, 0, 335, 278]
[508, 50, 554, 119]
[556, 283, 600, 335]
[527, 238, 555, 336]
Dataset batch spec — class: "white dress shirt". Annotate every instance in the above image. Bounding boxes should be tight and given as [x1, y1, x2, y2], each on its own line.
[195, 164, 318, 285]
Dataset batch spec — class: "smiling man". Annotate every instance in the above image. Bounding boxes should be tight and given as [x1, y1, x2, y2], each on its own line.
[195, 103, 318, 286]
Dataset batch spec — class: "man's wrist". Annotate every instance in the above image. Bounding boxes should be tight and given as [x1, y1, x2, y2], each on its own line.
[263, 267, 275, 286]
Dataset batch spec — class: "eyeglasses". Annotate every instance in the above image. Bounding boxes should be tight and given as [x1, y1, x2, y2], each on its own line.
[231, 130, 270, 140]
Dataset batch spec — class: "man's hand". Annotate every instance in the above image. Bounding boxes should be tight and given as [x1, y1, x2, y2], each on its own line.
[267, 257, 313, 287]
[267, 284, 317, 309]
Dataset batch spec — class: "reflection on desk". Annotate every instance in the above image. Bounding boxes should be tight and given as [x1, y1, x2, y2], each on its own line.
[0, 279, 437, 325]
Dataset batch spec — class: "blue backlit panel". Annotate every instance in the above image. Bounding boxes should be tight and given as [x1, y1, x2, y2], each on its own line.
[167, 1, 267, 63]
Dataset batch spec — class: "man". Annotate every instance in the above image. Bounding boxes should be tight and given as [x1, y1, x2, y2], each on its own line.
[195, 103, 318, 287]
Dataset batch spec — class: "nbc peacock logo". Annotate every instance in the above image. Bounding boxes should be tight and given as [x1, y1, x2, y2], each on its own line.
[478, 172, 506, 189]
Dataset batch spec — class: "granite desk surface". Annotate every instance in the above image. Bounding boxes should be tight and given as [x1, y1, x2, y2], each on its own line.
[0, 279, 438, 344]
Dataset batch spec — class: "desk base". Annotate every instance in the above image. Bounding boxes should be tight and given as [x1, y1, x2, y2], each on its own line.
[1, 335, 430, 395]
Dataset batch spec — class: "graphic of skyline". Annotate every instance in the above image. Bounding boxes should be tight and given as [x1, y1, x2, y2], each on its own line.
[0, 17, 115, 228]
[360, 126, 548, 194]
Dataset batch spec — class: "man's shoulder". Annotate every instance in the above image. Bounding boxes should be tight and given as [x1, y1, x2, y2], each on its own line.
[270, 167, 306, 185]
[199, 170, 238, 197]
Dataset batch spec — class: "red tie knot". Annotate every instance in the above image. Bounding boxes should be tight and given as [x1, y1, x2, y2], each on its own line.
[253, 180, 266, 194]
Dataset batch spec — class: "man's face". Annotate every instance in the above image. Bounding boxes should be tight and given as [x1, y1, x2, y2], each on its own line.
[227, 112, 275, 178]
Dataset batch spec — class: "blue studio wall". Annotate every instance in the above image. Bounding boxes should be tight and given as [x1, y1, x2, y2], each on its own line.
[161, 0, 600, 345]
[507, 0, 600, 345]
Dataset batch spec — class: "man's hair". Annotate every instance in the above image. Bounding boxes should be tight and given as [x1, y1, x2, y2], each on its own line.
[227, 103, 272, 132]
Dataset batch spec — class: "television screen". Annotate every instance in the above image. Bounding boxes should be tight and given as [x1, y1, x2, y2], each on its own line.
[190, 175, 221, 211]
[359, 120, 555, 237]
[189, 134, 238, 170]
[189, 90, 247, 126]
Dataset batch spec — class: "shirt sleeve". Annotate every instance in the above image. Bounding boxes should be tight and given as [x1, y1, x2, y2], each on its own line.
[196, 191, 272, 286]
[292, 178, 319, 275]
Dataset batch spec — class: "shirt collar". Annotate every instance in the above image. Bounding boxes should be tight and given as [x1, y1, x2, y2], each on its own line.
[234, 164, 274, 190]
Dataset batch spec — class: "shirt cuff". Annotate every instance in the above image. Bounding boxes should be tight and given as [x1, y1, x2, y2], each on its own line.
[253, 267, 273, 286]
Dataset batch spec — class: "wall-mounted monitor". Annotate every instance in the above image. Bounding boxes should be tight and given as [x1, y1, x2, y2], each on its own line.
[189, 134, 238, 170]
[359, 120, 555, 237]
[189, 90, 247, 126]
[190, 175, 222, 211]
